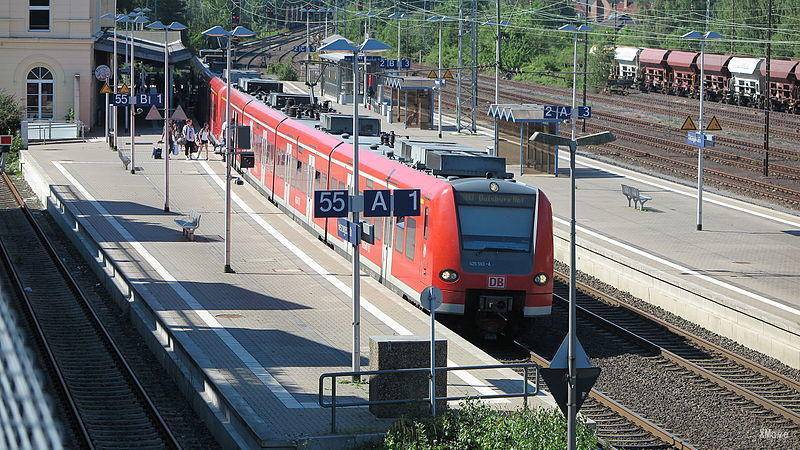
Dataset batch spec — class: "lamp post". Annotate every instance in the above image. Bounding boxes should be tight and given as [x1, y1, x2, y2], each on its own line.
[387, 11, 407, 61]
[530, 23, 614, 450]
[203, 25, 256, 273]
[318, 36, 390, 380]
[483, 19, 510, 155]
[100, 10, 121, 147]
[148, 20, 187, 213]
[681, 28, 721, 231]
[128, 12, 150, 174]
[427, 16, 447, 139]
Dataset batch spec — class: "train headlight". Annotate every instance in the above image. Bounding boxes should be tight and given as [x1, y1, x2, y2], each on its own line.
[533, 273, 548, 286]
[439, 269, 459, 282]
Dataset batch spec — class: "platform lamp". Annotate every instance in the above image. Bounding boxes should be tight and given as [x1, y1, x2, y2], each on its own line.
[681, 30, 721, 231]
[202, 25, 256, 274]
[317, 36, 390, 381]
[355, 11, 378, 108]
[127, 12, 150, 174]
[147, 20, 187, 213]
[529, 22, 615, 450]
[100, 10, 124, 149]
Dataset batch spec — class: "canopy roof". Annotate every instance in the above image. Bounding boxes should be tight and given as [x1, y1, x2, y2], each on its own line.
[487, 104, 560, 123]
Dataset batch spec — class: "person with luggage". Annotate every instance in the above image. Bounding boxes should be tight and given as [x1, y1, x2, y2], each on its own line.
[182, 119, 197, 159]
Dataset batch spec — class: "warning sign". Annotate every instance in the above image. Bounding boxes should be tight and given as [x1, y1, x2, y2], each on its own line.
[426, 70, 437, 79]
[100, 83, 113, 94]
[706, 116, 722, 131]
[171, 105, 187, 121]
[118, 84, 130, 94]
[443, 69, 454, 80]
[145, 105, 162, 121]
[680, 115, 697, 131]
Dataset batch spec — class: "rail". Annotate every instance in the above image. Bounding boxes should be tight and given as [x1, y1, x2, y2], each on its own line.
[319, 362, 540, 434]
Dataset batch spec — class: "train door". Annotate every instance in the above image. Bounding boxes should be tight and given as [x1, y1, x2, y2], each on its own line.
[380, 216, 393, 282]
[306, 155, 315, 221]
[260, 130, 269, 185]
[283, 143, 292, 203]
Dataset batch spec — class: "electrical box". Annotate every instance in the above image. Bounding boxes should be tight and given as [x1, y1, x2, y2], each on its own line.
[239, 151, 255, 169]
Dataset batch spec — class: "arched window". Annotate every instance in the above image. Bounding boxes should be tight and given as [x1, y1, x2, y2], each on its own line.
[26, 67, 54, 119]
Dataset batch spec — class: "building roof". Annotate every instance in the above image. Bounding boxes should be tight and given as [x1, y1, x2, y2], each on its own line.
[699, 54, 732, 74]
[666, 51, 699, 69]
[487, 104, 560, 123]
[639, 48, 669, 66]
[615, 47, 640, 63]
[727, 57, 763, 75]
[760, 59, 800, 80]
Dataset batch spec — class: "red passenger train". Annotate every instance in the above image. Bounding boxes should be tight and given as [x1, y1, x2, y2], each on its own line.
[204, 73, 553, 337]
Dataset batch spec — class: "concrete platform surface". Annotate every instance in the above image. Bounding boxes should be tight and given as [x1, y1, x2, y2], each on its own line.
[21, 135, 551, 448]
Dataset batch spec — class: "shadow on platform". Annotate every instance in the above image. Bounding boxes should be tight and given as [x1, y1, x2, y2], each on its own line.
[556, 167, 623, 179]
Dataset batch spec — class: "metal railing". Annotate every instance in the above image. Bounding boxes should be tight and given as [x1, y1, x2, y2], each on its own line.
[318, 362, 540, 433]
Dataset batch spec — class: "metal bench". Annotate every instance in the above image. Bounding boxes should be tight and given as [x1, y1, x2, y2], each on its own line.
[117, 148, 131, 170]
[621, 184, 652, 210]
[175, 210, 201, 240]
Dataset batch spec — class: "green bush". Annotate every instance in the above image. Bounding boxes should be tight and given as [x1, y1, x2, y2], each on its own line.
[267, 62, 298, 81]
[0, 90, 23, 135]
[382, 400, 598, 450]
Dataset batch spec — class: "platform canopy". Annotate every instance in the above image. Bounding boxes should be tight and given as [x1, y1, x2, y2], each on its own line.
[487, 103, 559, 123]
[384, 76, 436, 90]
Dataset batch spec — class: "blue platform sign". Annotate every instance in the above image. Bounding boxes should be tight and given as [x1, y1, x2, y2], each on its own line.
[686, 131, 714, 148]
[363, 189, 391, 217]
[336, 218, 360, 244]
[543, 105, 591, 120]
[110, 93, 163, 106]
[313, 189, 349, 218]
[293, 44, 316, 52]
[393, 189, 421, 217]
[380, 58, 411, 69]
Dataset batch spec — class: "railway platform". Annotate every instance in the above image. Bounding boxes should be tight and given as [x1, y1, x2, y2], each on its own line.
[517, 152, 800, 369]
[287, 80, 800, 370]
[19, 135, 552, 449]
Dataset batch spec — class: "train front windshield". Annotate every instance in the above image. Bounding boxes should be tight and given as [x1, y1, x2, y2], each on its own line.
[456, 192, 536, 253]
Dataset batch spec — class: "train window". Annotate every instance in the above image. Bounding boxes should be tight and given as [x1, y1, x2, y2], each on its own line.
[404, 218, 416, 260]
[394, 217, 405, 253]
[422, 207, 429, 239]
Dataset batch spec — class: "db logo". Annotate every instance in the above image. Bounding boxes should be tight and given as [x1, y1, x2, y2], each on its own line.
[487, 276, 506, 289]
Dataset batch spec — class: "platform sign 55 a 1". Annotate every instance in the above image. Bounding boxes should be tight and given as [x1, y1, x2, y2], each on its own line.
[363, 189, 421, 217]
[110, 93, 164, 107]
[314, 190, 349, 218]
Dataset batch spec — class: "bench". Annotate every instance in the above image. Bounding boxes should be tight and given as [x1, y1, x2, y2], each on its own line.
[117, 147, 131, 170]
[621, 184, 652, 210]
[175, 210, 201, 241]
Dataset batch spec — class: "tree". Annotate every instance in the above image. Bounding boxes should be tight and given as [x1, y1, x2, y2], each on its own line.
[0, 91, 23, 135]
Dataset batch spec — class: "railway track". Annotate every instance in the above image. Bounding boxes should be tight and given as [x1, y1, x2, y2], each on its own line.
[506, 342, 695, 449]
[524, 269, 800, 447]
[0, 173, 181, 449]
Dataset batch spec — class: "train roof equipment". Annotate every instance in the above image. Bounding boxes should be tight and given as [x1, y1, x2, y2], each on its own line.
[224, 69, 261, 85]
[238, 78, 284, 95]
[425, 148, 510, 179]
[319, 113, 381, 137]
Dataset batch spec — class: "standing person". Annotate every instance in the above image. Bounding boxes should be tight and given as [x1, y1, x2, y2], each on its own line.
[199, 123, 210, 160]
[182, 119, 197, 159]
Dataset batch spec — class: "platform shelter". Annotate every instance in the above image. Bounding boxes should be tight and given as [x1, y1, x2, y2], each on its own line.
[382, 76, 435, 129]
[488, 103, 559, 175]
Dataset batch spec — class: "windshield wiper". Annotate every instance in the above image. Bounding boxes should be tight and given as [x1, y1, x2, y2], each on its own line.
[476, 246, 519, 255]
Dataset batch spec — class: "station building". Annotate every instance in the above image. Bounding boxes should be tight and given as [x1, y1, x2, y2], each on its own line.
[0, 0, 113, 129]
